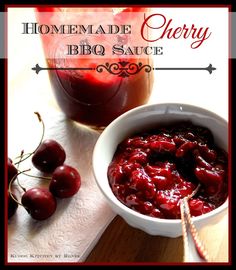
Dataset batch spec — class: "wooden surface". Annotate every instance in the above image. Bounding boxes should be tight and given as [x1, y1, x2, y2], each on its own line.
[86, 214, 229, 263]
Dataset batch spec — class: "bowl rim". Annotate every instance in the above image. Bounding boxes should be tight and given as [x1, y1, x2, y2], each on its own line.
[92, 102, 228, 224]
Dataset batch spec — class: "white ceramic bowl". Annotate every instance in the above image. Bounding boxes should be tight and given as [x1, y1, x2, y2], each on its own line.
[92, 103, 228, 237]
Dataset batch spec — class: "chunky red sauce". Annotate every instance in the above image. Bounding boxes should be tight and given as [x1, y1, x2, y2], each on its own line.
[107, 122, 228, 219]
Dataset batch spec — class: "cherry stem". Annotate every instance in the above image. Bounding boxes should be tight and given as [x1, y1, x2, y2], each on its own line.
[8, 169, 31, 207]
[19, 170, 51, 181]
[15, 150, 27, 192]
[14, 112, 45, 165]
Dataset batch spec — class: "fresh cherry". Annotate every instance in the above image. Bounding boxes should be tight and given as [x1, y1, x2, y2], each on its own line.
[32, 139, 66, 173]
[8, 158, 18, 184]
[8, 192, 18, 219]
[8, 112, 83, 221]
[21, 188, 57, 220]
[49, 165, 81, 198]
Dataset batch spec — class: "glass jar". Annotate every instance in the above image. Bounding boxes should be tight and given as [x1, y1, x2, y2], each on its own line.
[35, 7, 154, 129]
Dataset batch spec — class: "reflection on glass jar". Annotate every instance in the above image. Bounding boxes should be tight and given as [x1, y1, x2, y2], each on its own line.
[36, 7, 154, 129]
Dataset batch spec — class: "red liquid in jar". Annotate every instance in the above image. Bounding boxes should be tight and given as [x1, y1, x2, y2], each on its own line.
[47, 57, 153, 128]
[36, 7, 153, 128]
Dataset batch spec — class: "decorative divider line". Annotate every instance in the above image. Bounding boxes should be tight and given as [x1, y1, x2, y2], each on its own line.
[32, 62, 216, 77]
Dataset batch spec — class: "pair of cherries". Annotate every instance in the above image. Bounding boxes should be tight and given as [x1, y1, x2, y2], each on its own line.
[8, 113, 81, 221]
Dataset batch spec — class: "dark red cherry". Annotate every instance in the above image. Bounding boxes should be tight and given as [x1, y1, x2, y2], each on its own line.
[189, 198, 214, 217]
[32, 139, 66, 173]
[155, 191, 180, 219]
[8, 158, 18, 184]
[136, 201, 154, 215]
[150, 208, 164, 218]
[8, 192, 18, 219]
[49, 165, 81, 198]
[107, 163, 125, 185]
[21, 188, 57, 220]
